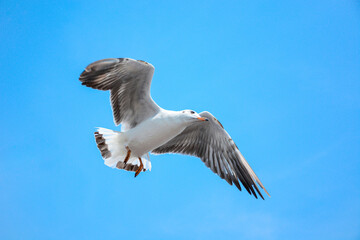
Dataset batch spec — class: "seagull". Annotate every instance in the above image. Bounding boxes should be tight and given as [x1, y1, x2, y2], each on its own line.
[79, 57, 270, 199]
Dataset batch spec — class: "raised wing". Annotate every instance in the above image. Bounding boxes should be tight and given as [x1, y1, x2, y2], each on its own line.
[153, 111, 269, 199]
[79, 58, 160, 129]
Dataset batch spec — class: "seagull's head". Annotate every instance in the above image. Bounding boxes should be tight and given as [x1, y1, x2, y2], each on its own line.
[180, 110, 209, 123]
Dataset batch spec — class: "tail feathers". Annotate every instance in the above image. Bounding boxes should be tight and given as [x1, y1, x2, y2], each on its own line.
[115, 153, 151, 172]
[94, 128, 151, 172]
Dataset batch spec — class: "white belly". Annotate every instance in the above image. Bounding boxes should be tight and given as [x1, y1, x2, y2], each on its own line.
[124, 114, 186, 157]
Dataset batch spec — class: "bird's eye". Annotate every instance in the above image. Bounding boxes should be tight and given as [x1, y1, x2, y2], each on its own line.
[190, 111, 195, 114]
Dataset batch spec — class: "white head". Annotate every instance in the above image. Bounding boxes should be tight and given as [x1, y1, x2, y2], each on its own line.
[179, 110, 209, 123]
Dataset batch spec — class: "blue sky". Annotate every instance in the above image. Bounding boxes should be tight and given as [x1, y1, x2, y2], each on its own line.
[1, 1, 359, 239]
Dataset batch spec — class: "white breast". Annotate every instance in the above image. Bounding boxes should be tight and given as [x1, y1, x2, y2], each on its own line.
[123, 110, 187, 157]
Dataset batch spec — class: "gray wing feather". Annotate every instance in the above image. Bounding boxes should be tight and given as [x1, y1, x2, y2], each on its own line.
[79, 58, 160, 128]
[152, 111, 270, 199]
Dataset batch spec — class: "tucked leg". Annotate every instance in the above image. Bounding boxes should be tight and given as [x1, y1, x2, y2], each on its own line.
[135, 157, 144, 177]
[124, 146, 131, 164]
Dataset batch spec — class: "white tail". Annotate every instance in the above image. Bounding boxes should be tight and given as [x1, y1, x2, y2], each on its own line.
[94, 127, 151, 172]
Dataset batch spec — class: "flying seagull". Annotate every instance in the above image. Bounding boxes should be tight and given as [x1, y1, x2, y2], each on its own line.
[79, 58, 270, 199]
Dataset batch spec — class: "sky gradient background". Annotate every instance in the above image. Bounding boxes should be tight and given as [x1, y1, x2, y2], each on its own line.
[1, 1, 359, 239]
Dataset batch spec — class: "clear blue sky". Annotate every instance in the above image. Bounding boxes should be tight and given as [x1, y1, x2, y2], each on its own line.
[1, 1, 359, 239]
